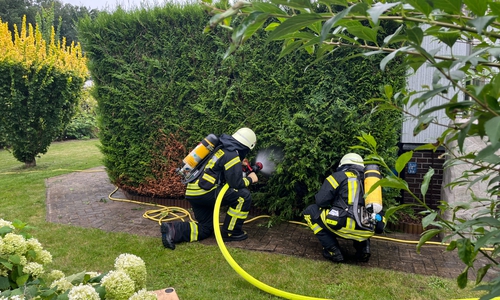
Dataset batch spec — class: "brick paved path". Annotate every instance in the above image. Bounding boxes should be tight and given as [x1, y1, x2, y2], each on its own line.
[45, 167, 498, 282]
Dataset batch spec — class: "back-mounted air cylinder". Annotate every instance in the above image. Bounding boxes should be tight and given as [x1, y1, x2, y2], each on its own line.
[364, 164, 383, 214]
[178, 134, 220, 181]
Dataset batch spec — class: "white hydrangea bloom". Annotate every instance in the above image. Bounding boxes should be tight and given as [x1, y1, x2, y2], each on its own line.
[2, 233, 27, 256]
[128, 289, 157, 300]
[51, 277, 74, 292]
[0, 219, 14, 229]
[35, 249, 52, 265]
[86, 271, 101, 278]
[25, 238, 52, 265]
[22, 262, 44, 277]
[68, 284, 100, 300]
[100, 270, 135, 300]
[0, 236, 4, 255]
[114, 253, 147, 291]
[0, 266, 8, 277]
[7, 295, 24, 300]
[26, 238, 43, 252]
[18, 256, 27, 266]
[48, 269, 66, 282]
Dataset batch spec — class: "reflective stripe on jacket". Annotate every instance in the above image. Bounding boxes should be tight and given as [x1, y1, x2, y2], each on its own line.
[185, 147, 251, 198]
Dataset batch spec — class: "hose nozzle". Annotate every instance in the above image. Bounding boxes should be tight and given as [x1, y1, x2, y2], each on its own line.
[242, 159, 263, 176]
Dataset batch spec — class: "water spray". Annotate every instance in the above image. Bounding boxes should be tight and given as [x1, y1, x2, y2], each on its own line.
[253, 146, 284, 177]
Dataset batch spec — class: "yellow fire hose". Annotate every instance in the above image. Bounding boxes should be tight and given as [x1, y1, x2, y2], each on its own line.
[112, 186, 466, 247]
[212, 183, 331, 300]
[108, 186, 493, 250]
[108, 186, 497, 300]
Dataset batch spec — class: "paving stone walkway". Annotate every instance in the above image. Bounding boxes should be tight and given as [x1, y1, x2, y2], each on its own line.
[45, 166, 498, 282]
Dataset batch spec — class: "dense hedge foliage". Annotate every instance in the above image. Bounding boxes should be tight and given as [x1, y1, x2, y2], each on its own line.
[78, 3, 406, 219]
[0, 16, 87, 166]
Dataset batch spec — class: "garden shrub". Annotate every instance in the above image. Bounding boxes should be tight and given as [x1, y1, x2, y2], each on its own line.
[0, 219, 156, 300]
[0, 16, 88, 167]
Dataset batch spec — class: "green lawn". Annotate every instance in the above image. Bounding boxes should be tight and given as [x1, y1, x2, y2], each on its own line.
[0, 139, 487, 299]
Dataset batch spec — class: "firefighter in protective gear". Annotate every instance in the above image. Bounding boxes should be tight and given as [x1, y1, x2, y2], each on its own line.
[161, 127, 258, 250]
[302, 153, 386, 262]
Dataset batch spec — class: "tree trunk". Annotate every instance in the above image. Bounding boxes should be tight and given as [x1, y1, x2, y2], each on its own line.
[24, 159, 36, 168]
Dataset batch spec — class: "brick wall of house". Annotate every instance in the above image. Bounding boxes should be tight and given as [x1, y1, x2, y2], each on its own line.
[400, 148, 446, 210]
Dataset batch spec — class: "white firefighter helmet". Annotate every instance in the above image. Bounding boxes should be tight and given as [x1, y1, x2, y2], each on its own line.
[339, 153, 364, 167]
[232, 127, 256, 150]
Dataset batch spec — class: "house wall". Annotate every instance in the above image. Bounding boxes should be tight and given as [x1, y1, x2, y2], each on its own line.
[401, 38, 469, 144]
[399, 144, 445, 210]
[399, 34, 469, 211]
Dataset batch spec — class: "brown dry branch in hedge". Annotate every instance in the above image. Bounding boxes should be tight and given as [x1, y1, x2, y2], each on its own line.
[120, 130, 186, 199]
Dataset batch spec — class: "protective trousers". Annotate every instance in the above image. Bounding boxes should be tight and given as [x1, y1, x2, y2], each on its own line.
[303, 204, 372, 260]
[172, 186, 251, 243]
[302, 204, 341, 250]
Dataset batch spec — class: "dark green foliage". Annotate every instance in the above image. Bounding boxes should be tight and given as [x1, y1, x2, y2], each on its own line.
[78, 3, 406, 219]
[0, 61, 84, 166]
[0, 0, 99, 46]
[0, 0, 38, 33]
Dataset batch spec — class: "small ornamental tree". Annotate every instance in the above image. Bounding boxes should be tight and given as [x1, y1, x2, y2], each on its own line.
[0, 16, 87, 167]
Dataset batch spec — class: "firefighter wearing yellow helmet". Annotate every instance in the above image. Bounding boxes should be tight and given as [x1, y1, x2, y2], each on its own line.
[161, 127, 258, 250]
[302, 153, 386, 263]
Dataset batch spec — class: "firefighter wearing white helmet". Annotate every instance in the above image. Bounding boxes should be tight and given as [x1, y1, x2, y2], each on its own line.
[339, 152, 364, 167]
[232, 127, 257, 150]
[302, 152, 386, 263]
[161, 127, 258, 250]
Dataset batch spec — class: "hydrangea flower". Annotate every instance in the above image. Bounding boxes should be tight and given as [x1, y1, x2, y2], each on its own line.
[114, 253, 147, 291]
[25, 238, 52, 265]
[18, 256, 27, 266]
[51, 277, 74, 292]
[2, 233, 27, 256]
[68, 284, 100, 300]
[0, 219, 14, 229]
[22, 262, 44, 277]
[86, 271, 101, 278]
[100, 270, 135, 300]
[129, 289, 157, 300]
[26, 238, 43, 252]
[35, 249, 52, 265]
[47, 269, 66, 282]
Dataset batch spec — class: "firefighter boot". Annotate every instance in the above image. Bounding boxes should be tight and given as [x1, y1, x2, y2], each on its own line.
[322, 246, 344, 263]
[354, 239, 370, 262]
[221, 230, 248, 242]
[221, 216, 248, 242]
[160, 223, 175, 250]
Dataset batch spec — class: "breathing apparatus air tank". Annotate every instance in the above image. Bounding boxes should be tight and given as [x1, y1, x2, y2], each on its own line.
[177, 134, 219, 180]
[364, 164, 383, 214]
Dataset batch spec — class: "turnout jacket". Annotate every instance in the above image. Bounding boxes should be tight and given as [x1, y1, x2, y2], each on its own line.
[315, 167, 365, 210]
[185, 134, 253, 198]
[315, 165, 378, 241]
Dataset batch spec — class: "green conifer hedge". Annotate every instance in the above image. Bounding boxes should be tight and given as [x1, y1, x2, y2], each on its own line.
[78, 3, 406, 219]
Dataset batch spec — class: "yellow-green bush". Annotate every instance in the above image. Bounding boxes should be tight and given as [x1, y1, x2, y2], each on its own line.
[0, 16, 88, 166]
